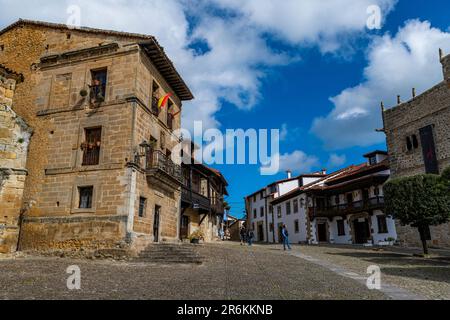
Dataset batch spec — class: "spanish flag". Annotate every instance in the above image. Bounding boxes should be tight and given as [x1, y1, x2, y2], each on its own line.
[158, 93, 172, 109]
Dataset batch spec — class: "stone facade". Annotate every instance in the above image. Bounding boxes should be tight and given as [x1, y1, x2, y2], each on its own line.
[0, 20, 193, 253]
[0, 65, 32, 253]
[384, 52, 450, 249]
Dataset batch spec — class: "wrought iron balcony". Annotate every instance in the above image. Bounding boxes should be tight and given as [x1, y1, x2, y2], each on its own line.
[145, 150, 182, 187]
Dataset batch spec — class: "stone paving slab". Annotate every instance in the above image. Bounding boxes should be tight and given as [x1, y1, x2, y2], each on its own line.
[0, 244, 388, 300]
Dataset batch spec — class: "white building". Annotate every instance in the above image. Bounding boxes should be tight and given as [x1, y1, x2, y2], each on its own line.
[248, 151, 397, 246]
[245, 171, 327, 243]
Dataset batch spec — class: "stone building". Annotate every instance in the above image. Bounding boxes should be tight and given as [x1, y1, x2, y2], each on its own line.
[383, 50, 450, 249]
[0, 19, 199, 253]
[181, 162, 229, 242]
[0, 64, 32, 253]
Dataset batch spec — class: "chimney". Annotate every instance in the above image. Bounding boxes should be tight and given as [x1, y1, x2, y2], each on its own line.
[412, 88, 416, 98]
[321, 169, 327, 175]
[286, 170, 292, 179]
[397, 95, 401, 104]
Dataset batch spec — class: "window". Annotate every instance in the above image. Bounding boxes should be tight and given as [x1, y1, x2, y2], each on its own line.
[335, 196, 340, 205]
[406, 134, 419, 151]
[167, 99, 174, 130]
[377, 215, 388, 234]
[412, 134, 419, 149]
[269, 205, 273, 214]
[253, 195, 257, 203]
[269, 185, 277, 194]
[79, 186, 93, 209]
[269, 223, 274, 232]
[286, 202, 291, 215]
[260, 191, 264, 199]
[406, 136, 413, 151]
[369, 156, 377, 165]
[374, 187, 380, 196]
[337, 220, 345, 236]
[293, 199, 299, 213]
[260, 207, 264, 217]
[253, 209, 257, 219]
[277, 206, 282, 218]
[151, 81, 160, 115]
[294, 220, 300, 233]
[82, 127, 102, 166]
[138, 197, 147, 218]
[90, 68, 107, 104]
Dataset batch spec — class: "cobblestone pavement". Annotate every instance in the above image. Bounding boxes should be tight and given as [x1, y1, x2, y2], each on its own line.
[0, 243, 388, 300]
[268, 243, 450, 300]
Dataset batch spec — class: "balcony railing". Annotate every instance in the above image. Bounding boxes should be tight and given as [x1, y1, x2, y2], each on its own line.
[314, 196, 385, 217]
[182, 186, 211, 211]
[146, 150, 182, 183]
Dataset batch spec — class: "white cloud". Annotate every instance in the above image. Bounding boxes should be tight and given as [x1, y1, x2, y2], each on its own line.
[278, 150, 319, 174]
[280, 123, 289, 141]
[209, 0, 396, 52]
[327, 153, 347, 168]
[0, 0, 398, 132]
[311, 20, 450, 149]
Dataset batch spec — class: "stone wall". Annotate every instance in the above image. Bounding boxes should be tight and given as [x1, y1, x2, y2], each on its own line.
[384, 54, 450, 249]
[0, 22, 186, 253]
[442, 54, 450, 82]
[0, 68, 32, 253]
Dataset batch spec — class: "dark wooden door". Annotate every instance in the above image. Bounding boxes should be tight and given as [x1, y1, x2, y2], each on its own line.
[153, 206, 161, 243]
[180, 215, 189, 239]
[354, 219, 370, 244]
[258, 224, 264, 242]
[420, 125, 439, 174]
[318, 223, 327, 242]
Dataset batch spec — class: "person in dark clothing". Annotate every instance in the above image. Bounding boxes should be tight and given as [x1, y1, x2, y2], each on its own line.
[240, 226, 247, 246]
[247, 229, 255, 246]
[282, 224, 292, 251]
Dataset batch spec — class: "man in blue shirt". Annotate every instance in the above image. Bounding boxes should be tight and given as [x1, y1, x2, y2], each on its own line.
[282, 224, 292, 251]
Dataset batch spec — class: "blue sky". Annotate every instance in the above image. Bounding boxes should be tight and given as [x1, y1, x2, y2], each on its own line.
[1, 0, 450, 218]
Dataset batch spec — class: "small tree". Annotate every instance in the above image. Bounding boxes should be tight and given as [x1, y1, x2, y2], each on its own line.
[384, 170, 450, 255]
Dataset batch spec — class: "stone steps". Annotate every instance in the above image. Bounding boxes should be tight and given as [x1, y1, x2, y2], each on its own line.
[134, 244, 203, 264]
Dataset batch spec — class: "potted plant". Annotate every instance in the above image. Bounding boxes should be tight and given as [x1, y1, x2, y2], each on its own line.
[80, 89, 88, 97]
[188, 230, 205, 244]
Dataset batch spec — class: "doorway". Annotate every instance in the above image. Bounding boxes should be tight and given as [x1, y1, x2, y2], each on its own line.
[353, 219, 370, 244]
[317, 223, 328, 242]
[278, 223, 283, 243]
[153, 205, 161, 243]
[180, 215, 189, 240]
[258, 223, 264, 242]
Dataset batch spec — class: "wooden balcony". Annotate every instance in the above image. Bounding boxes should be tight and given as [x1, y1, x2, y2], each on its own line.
[314, 196, 385, 219]
[181, 186, 211, 211]
[146, 150, 182, 189]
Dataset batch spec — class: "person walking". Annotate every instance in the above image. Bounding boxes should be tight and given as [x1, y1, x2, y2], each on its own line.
[240, 226, 247, 246]
[282, 224, 292, 251]
[247, 229, 255, 246]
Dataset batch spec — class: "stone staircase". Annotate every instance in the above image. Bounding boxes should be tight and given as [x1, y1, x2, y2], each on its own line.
[134, 243, 203, 265]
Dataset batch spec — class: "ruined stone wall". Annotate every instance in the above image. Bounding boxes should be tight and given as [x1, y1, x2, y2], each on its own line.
[384, 55, 450, 249]
[0, 72, 32, 253]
